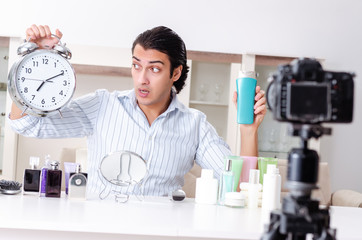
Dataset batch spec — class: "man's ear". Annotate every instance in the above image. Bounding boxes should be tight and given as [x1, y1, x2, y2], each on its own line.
[172, 65, 183, 82]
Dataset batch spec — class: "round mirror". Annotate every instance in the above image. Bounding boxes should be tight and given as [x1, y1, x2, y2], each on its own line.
[99, 151, 148, 187]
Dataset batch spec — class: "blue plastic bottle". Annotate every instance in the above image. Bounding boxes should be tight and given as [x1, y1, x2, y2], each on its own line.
[236, 71, 257, 124]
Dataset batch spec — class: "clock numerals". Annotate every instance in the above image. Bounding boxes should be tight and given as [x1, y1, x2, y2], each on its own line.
[52, 97, 56, 103]
[33, 61, 39, 67]
[31, 95, 35, 100]
[41, 99, 45, 105]
[25, 68, 32, 74]
[43, 59, 49, 65]
[24, 87, 28, 93]
[63, 80, 68, 86]
[59, 90, 64, 96]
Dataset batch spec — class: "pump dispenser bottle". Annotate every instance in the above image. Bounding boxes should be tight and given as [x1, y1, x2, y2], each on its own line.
[68, 164, 87, 200]
[23, 156, 41, 194]
[46, 161, 62, 198]
[262, 164, 281, 211]
[218, 159, 234, 205]
[248, 169, 260, 209]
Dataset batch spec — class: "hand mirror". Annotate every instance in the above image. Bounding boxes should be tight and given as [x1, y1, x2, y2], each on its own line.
[98, 151, 148, 202]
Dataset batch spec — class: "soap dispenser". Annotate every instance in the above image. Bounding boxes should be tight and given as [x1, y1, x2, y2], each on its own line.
[68, 164, 87, 200]
[46, 161, 62, 198]
[39, 154, 51, 197]
[23, 156, 41, 194]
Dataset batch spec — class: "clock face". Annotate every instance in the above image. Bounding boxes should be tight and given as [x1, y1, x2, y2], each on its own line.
[14, 50, 76, 112]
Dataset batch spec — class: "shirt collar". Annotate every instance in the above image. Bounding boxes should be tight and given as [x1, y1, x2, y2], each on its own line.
[117, 88, 187, 114]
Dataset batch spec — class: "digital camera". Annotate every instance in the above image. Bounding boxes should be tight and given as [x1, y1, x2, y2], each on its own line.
[266, 58, 354, 124]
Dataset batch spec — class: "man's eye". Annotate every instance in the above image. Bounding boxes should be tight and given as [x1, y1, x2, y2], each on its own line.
[152, 67, 160, 73]
[133, 63, 140, 69]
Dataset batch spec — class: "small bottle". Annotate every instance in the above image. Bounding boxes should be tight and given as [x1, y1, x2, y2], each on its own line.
[248, 169, 260, 209]
[262, 164, 281, 211]
[218, 159, 234, 205]
[39, 155, 51, 197]
[68, 164, 87, 200]
[195, 169, 218, 205]
[23, 156, 41, 194]
[46, 161, 62, 198]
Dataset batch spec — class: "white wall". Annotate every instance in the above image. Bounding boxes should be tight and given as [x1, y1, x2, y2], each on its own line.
[1, 0, 362, 193]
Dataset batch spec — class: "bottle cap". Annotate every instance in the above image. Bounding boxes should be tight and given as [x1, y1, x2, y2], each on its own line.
[249, 169, 260, 184]
[201, 169, 214, 179]
[239, 71, 256, 79]
[44, 154, 51, 167]
[29, 156, 40, 169]
[267, 164, 277, 175]
[75, 164, 82, 173]
[50, 161, 60, 170]
[225, 159, 232, 172]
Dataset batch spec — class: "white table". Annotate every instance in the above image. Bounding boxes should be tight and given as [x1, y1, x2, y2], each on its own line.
[0, 193, 361, 240]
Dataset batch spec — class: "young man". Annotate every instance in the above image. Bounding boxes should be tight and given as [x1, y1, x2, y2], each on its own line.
[9, 25, 266, 198]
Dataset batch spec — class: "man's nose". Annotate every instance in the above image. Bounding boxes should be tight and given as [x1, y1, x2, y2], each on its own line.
[137, 70, 149, 85]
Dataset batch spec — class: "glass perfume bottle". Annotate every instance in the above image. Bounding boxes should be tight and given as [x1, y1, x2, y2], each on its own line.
[39, 154, 51, 197]
[68, 164, 87, 200]
[218, 158, 234, 205]
[46, 161, 62, 198]
[23, 156, 41, 194]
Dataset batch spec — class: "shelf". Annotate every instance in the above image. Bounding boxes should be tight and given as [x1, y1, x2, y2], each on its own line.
[189, 100, 228, 107]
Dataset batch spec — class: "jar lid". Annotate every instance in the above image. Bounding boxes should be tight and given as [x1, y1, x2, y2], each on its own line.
[225, 192, 246, 207]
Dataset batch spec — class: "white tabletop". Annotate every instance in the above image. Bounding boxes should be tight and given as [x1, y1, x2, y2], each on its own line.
[0, 193, 361, 240]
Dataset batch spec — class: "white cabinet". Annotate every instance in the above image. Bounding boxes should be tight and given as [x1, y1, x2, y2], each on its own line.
[183, 52, 309, 159]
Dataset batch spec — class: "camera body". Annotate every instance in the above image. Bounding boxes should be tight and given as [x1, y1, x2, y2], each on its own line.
[266, 58, 354, 124]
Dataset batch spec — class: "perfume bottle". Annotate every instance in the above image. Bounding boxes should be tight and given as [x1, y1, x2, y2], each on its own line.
[23, 156, 41, 194]
[46, 161, 62, 198]
[68, 164, 87, 200]
[218, 158, 234, 205]
[39, 154, 51, 197]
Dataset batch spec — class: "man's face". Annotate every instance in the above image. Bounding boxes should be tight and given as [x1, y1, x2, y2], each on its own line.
[132, 44, 180, 110]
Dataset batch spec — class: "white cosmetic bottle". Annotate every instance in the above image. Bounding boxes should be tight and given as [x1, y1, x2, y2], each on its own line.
[248, 169, 260, 209]
[262, 164, 281, 211]
[195, 169, 218, 205]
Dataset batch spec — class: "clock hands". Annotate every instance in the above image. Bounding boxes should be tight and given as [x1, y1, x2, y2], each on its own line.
[24, 77, 53, 83]
[36, 71, 64, 92]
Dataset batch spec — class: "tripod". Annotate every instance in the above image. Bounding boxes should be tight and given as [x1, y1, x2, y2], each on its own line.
[261, 124, 336, 240]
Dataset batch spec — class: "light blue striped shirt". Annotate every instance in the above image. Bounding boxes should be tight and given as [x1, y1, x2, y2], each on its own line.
[9, 89, 231, 197]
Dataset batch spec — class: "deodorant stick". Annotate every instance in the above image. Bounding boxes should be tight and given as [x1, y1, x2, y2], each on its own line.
[236, 71, 257, 124]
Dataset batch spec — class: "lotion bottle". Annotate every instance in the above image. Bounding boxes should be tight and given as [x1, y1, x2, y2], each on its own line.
[262, 164, 281, 211]
[248, 169, 260, 209]
[218, 159, 234, 205]
[195, 169, 218, 205]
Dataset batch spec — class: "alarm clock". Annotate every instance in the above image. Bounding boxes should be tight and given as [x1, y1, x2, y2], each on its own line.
[8, 35, 76, 117]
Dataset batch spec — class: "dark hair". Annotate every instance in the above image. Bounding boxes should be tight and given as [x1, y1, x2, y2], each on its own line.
[132, 26, 189, 94]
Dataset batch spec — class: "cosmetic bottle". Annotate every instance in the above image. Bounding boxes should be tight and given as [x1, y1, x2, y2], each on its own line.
[218, 159, 234, 205]
[46, 161, 62, 198]
[68, 164, 87, 200]
[23, 156, 41, 194]
[236, 71, 257, 124]
[39, 154, 51, 197]
[248, 169, 260, 209]
[262, 164, 281, 211]
[195, 169, 218, 205]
